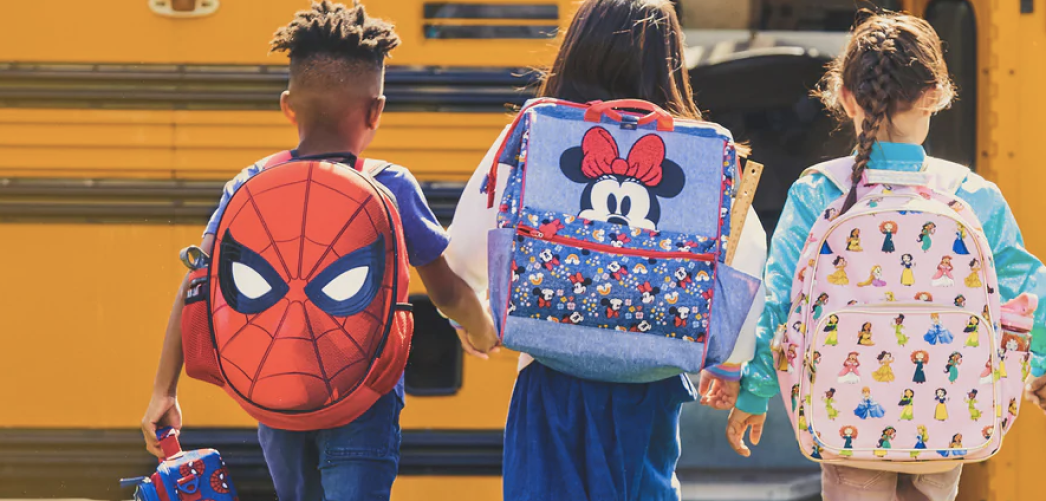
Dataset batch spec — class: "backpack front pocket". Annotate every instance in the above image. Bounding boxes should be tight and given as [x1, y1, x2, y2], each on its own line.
[506, 212, 716, 342]
[804, 306, 998, 461]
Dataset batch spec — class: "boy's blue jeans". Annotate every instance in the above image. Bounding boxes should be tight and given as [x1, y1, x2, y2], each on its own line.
[257, 389, 404, 501]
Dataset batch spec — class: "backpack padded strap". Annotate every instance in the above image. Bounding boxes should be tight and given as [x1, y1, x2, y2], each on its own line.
[801, 156, 970, 196]
[358, 158, 394, 177]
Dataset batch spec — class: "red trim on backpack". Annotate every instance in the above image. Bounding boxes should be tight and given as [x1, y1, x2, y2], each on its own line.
[486, 98, 584, 208]
[152, 472, 172, 501]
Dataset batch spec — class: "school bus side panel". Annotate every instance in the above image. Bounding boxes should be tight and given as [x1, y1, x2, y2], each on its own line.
[0, 0, 565, 68]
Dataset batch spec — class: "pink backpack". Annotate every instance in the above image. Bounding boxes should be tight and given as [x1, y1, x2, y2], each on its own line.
[773, 157, 1031, 467]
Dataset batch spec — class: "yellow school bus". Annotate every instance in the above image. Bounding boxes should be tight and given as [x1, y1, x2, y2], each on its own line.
[0, 0, 1042, 500]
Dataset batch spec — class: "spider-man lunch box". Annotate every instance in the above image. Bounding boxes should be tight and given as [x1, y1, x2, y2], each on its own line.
[121, 428, 238, 501]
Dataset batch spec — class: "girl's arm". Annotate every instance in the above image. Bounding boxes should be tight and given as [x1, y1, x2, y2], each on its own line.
[736, 175, 839, 415]
[962, 177, 1046, 376]
[443, 126, 511, 296]
[706, 205, 767, 380]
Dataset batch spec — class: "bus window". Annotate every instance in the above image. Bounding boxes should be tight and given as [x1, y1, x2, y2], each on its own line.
[679, 0, 901, 31]
[422, 2, 559, 39]
[405, 294, 464, 396]
[923, 0, 977, 169]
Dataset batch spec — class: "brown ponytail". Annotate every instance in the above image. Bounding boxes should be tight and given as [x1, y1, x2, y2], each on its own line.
[816, 9, 955, 214]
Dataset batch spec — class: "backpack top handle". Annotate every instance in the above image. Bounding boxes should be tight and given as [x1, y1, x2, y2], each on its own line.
[583, 99, 675, 132]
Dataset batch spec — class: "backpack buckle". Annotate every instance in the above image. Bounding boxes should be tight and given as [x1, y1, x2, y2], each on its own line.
[180, 246, 210, 270]
[176, 474, 200, 495]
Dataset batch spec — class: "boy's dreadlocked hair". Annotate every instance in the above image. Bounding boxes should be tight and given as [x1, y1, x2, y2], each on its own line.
[270, 0, 399, 69]
[815, 8, 954, 214]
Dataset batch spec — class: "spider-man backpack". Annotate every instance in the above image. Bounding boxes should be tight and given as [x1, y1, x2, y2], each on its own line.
[180, 152, 413, 431]
[120, 428, 238, 501]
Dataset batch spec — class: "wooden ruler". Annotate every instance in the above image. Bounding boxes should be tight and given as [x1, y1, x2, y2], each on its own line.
[725, 159, 764, 266]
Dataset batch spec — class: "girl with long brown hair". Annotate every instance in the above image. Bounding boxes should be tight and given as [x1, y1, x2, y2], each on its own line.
[444, 0, 766, 499]
[734, 8, 1046, 501]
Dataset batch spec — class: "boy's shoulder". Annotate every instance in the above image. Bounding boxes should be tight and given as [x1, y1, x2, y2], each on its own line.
[222, 152, 418, 194]
[220, 151, 293, 195]
[367, 161, 419, 188]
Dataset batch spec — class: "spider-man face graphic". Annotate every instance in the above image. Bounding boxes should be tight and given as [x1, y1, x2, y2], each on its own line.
[210, 467, 232, 494]
[179, 459, 206, 478]
[210, 161, 396, 413]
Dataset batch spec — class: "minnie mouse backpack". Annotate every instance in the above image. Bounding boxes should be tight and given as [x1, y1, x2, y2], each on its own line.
[180, 152, 413, 431]
[484, 98, 762, 383]
[773, 157, 1036, 467]
[120, 428, 238, 501]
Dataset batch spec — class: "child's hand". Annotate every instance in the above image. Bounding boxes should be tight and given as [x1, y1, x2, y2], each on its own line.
[141, 393, 182, 459]
[1025, 374, 1046, 413]
[457, 324, 500, 360]
[725, 408, 765, 457]
[698, 370, 740, 410]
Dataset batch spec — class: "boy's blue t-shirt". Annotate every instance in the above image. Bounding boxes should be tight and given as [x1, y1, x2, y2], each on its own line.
[203, 151, 451, 268]
[203, 151, 452, 402]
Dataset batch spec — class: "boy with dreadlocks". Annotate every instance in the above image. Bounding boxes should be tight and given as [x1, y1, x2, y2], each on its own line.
[141, 2, 498, 499]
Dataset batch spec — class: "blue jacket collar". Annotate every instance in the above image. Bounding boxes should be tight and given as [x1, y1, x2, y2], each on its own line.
[862, 142, 926, 172]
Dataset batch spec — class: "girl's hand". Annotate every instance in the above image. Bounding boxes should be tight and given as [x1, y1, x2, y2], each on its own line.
[456, 325, 500, 360]
[1025, 374, 1046, 413]
[698, 370, 740, 410]
[725, 408, 765, 457]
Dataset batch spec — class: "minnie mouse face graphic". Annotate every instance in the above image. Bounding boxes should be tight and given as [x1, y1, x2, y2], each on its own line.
[559, 127, 685, 230]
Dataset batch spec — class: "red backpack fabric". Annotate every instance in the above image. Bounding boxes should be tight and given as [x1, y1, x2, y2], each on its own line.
[181, 152, 412, 431]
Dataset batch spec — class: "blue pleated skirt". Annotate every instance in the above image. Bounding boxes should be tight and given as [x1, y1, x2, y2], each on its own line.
[503, 362, 697, 501]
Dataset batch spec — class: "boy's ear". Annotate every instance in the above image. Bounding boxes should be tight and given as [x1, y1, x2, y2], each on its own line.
[367, 96, 386, 130]
[280, 91, 297, 125]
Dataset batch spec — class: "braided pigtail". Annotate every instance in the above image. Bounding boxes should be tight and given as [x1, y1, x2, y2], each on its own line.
[840, 29, 897, 214]
[815, 8, 955, 215]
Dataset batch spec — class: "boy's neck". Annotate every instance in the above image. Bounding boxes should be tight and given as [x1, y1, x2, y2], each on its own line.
[295, 130, 360, 158]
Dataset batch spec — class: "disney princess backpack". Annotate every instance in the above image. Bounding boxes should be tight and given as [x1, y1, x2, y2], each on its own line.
[180, 152, 413, 431]
[485, 98, 762, 383]
[773, 157, 1035, 467]
[120, 428, 239, 501]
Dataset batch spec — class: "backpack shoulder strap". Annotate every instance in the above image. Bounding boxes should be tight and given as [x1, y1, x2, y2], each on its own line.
[355, 157, 395, 177]
[800, 155, 970, 196]
[260, 150, 295, 168]
[800, 157, 856, 193]
[924, 157, 971, 195]
[354, 158, 401, 210]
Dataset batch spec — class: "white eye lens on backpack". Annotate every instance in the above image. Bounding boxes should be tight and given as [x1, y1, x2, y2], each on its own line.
[321, 266, 369, 302]
[231, 262, 272, 299]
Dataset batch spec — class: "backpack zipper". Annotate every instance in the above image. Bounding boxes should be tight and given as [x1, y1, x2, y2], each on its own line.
[517, 225, 716, 262]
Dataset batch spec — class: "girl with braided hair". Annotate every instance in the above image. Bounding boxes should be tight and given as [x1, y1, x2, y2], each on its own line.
[733, 7, 1046, 501]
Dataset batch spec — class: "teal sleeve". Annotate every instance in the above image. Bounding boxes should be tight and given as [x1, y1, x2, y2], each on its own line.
[737, 175, 841, 415]
[959, 176, 1046, 377]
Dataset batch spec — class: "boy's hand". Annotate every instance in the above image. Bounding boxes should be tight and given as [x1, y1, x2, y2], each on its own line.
[457, 324, 500, 360]
[725, 408, 765, 457]
[142, 393, 182, 459]
[1025, 374, 1046, 413]
[698, 370, 740, 410]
